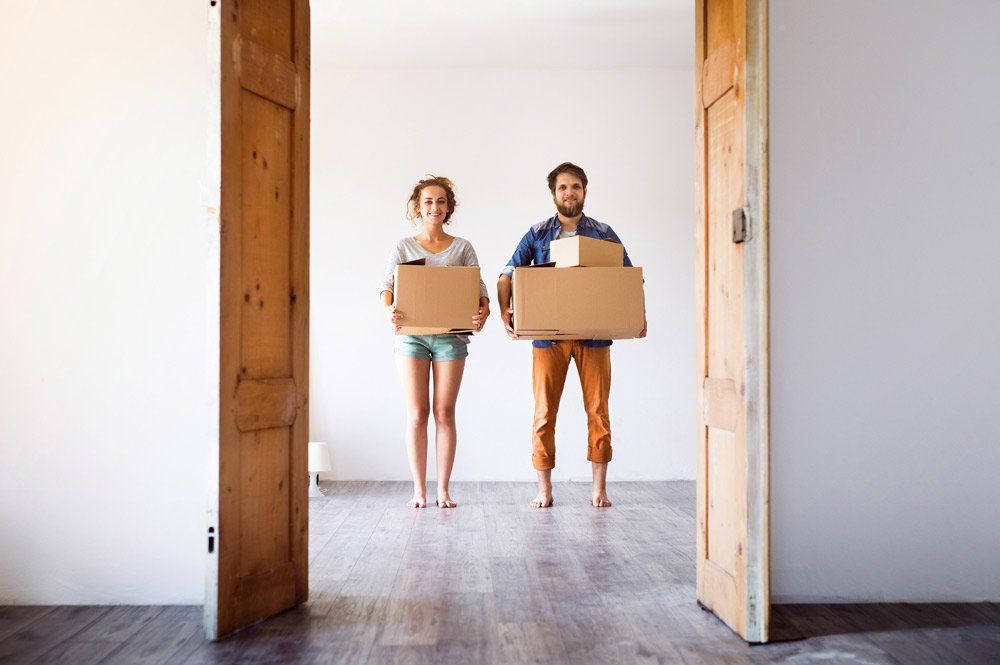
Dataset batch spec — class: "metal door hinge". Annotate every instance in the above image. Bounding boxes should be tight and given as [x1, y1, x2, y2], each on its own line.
[732, 207, 750, 243]
[208, 527, 216, 554]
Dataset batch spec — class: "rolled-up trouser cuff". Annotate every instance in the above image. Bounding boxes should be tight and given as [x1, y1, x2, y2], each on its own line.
[532, 454, 555, 470]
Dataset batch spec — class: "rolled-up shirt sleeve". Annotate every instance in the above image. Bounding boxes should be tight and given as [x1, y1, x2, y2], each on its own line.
[500, 229, 536, 277]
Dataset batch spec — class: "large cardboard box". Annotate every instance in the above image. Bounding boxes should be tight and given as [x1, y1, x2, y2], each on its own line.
[550, 235, 624, 267]
[513, 265, 644, 340]
[394, 259, 480, 335]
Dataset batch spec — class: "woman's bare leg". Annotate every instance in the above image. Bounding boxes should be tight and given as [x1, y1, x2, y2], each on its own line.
[396, 355, 431, 507]
[431, 358, 465, 507]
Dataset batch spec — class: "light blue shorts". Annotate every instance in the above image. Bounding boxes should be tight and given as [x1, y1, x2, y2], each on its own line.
[395, 334, 469, 362]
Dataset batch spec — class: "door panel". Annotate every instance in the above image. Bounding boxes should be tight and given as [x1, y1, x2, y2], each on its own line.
[707, 428, 738, 574]
[206, 0, 310, 640]
[695, 0, 769, 643]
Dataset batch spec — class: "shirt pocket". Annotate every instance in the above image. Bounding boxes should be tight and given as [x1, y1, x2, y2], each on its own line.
[538, 239, 551, 263]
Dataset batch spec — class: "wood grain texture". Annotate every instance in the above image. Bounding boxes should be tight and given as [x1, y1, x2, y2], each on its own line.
[236, 378, 297, 431]
[6, 483, 997, 663]
[0, 606, 54, 643]
[704, 377, 739, 431]
[702, 37, 737, 109]
[209, 0, 310, 639]
[234, 35, 299, 110]
[695, 0, 770, 643]
[743, 0, 771, 643]
[699, 0, 748, 639]
[0, 606, 110, 663]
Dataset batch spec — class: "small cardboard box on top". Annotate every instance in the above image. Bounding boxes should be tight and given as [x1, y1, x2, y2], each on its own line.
[550, 235, 624, 267]
[512, 264, 644, 340]
[393, 259, 480, 335]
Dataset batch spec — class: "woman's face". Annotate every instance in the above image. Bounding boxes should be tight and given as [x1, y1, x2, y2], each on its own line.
[419, 185, 449, 225]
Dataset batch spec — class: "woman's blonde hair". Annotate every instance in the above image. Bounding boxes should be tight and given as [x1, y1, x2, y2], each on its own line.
[406, 175, 457, 225]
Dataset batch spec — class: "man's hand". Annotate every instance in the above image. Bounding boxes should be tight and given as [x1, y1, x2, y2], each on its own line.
[502, 306, 518, 339]
[472, 303, 491, 333]
[385, 304, 402, 333]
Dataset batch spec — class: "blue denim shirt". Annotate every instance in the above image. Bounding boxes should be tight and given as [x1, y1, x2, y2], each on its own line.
[501, 214, 633, 348]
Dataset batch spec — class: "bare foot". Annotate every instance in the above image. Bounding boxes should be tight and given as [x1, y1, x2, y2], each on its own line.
[436, 491, 457, 508]
[591, 489, 612, 508]
[407, 495, 427, 508]
[531, 489, 554, 508]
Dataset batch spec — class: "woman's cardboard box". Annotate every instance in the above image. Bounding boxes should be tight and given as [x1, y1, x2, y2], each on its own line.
[393, 259, 480, 334]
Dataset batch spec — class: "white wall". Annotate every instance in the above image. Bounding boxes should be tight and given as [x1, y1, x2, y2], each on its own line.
[310, 67, 695, 482]
[0, 1, 692, 606]
[0, 2, 209, 603]
[770, 0, 1000, 602]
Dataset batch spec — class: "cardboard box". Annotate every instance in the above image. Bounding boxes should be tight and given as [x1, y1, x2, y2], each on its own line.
[394, 259, 480, 335]
[513, 265, 644, 340]
[550, 235, 624, 267]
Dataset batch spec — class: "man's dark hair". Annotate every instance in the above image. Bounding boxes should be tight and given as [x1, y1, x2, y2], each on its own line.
[547, 162, 588, 193]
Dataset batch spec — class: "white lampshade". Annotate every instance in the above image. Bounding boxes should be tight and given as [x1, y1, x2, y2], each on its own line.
[308, 441, 332, 474]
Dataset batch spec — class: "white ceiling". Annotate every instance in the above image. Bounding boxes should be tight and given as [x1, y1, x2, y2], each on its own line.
[312, 0, 694, 69]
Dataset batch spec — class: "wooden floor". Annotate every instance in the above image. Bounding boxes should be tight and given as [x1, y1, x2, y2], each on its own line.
[2, 481, 998, 664]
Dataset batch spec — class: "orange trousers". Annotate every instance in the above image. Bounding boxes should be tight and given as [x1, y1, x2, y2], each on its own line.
[531, 341, 612, 470]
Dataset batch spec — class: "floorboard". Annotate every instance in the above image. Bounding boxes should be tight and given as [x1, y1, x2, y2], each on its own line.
[2, 481, 997, 664]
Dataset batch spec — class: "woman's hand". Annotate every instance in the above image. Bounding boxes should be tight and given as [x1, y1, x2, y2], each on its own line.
[472, 302, 491, 333]
[385, 304, 402, 333]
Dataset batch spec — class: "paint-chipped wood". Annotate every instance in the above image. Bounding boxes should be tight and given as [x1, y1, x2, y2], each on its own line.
[742, 0, 770, 643]
[695, 0, 770, 644]
[204, 0, 223, 640]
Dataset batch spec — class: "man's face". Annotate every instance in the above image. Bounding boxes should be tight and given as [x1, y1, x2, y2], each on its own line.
[552, 173, 586, 218]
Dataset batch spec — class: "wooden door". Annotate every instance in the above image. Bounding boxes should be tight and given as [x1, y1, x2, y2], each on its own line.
[694, 0, 769, 643]
[205, 0, 311, 640]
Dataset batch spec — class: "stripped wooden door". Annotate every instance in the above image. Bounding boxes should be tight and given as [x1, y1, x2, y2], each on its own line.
[694, 0, 769, 643]
[205, 0, 310, 640]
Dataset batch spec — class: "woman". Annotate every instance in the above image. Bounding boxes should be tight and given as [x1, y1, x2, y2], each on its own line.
[379, 176, 490, 508]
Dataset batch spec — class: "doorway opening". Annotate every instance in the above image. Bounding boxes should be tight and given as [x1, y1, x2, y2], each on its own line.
[205, 0, 770, 649]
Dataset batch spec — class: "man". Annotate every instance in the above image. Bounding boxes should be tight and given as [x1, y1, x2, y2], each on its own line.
[497, 162, 646, 509]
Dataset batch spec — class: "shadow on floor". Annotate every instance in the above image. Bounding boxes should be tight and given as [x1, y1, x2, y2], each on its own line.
[770, 602, 1000, 641]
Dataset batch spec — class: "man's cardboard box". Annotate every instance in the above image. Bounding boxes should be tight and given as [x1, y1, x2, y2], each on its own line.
[394, 259, 480, 334]
[513, 265, 644, 340]
[550, 235, 624, 267]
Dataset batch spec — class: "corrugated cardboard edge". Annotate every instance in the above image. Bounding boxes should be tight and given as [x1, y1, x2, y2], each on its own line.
[397, 327, 475, 335]
[514, 328, 641, 341]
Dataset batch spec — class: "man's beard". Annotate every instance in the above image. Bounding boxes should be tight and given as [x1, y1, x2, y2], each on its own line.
[556, 200, 584, 218]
